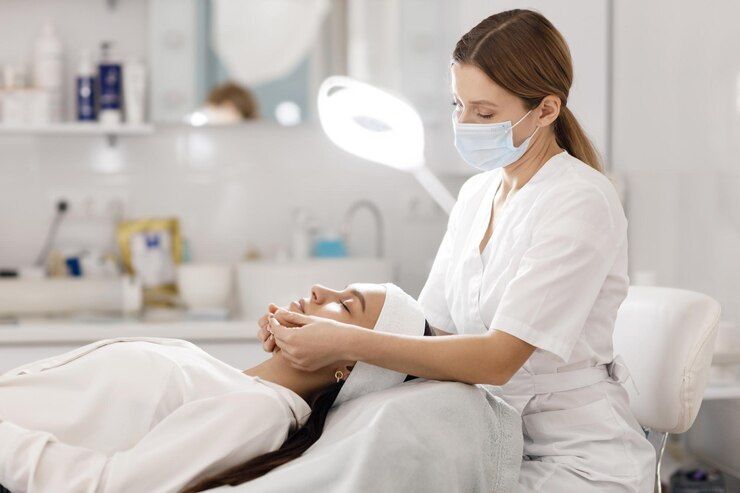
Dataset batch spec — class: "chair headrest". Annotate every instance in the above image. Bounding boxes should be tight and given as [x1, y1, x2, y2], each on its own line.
[613, 286, 721, 433]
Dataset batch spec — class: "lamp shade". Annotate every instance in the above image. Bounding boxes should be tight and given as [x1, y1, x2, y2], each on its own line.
[317, 76, 425, 171]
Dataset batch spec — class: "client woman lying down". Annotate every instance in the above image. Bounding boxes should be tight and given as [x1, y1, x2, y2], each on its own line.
[0, 283, 429, 493]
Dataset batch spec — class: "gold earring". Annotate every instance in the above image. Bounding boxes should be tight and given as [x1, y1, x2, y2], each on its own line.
[334, 370, 344, 382]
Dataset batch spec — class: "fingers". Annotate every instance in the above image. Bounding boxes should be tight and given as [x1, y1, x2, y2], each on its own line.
[267, 319, 316, 371]
[258, 305, 283, 352]
[257, 322, 269, 341]
[265, 334, 277, 352]
[259, 304, 284, 328]
[258, 315, 269, 335]
[257, 324, 276, 352]
[268, 316, 292, 339]
[259, 303, 285, 346]
[273, 308, 313, 327]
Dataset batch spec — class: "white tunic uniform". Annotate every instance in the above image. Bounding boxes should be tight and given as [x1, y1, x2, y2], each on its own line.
[419, 151, 655, 492]
[0, 337, 311, 493]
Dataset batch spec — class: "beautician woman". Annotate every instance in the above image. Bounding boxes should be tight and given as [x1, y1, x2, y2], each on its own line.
[262, 9, 655, 492]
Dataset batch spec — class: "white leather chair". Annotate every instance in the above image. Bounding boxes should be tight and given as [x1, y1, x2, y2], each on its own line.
[613, 286, 721, 492]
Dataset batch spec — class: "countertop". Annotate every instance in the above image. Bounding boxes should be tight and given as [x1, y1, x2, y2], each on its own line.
[0, 319, 260, 345]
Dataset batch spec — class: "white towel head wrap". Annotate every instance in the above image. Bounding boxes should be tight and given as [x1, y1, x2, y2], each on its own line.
[333, 283, 426, 406]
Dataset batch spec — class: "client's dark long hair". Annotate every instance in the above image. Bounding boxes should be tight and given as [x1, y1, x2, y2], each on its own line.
[181, 321, 433, 493]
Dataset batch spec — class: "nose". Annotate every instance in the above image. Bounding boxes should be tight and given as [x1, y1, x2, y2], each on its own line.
[310, 284, 340, 305]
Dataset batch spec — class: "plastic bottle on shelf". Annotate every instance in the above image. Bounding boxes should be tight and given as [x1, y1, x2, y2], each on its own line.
[32, 20, 64, 122]
[123, 58, 146, 124]
[97, 41, 123, 125]
[76, 49, 96, 121]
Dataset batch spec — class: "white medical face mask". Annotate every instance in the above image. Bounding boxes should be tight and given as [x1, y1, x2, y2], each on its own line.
[452, 108, 539, 171]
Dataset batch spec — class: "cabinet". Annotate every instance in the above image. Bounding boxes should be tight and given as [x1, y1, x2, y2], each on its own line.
[0, 321, 269, 374]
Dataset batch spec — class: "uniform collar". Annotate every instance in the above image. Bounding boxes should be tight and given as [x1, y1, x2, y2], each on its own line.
[524, 150, 568, 187]
[486, 149, 568, 197]
[469, 150, 568, 256]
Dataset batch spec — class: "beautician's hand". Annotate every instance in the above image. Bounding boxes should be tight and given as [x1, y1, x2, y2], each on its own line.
[267, 309, 357, 371]
[257, 304, 281, 352]
[258, 304, 305, 352]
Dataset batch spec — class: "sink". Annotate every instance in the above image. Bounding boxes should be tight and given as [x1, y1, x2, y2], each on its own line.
[236, 258, 394, 319]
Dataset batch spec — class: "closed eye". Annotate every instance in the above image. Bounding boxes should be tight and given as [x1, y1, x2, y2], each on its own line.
[340, 301, 350, 313]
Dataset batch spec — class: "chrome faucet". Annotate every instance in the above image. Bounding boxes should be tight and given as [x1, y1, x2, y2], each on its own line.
[342, 200, 384, 258]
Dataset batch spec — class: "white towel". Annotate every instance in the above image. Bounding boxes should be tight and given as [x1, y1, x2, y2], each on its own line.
[333, 283, 426, 406]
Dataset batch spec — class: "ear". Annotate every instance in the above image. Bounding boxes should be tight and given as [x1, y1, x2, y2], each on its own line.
[536, 95, 561, 127]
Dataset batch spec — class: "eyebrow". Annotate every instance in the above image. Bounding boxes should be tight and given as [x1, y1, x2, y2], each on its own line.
[349, 288, 366, 312]
[452, 94, 498, 107]
[470, 99, 498, 106]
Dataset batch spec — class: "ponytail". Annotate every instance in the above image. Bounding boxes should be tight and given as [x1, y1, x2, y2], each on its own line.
[553, 106, 602, 172]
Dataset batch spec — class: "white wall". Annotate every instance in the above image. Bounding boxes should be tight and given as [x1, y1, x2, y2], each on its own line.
[0, 123, 455, 296]
[0, 0, 460, 297]
[612, 0, 740, 323]
[4, 0, 738, 323]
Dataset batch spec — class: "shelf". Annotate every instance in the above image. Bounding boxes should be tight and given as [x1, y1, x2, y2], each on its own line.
[0, 319, 259, 345]
[0, 122, 154, 136]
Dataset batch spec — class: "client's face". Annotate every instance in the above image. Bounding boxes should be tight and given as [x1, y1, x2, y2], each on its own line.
[287, 283, 386, 329]
[266, 284, 386, 385]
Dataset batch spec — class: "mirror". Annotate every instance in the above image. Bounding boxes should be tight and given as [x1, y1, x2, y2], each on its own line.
[148, 0, 347, 126]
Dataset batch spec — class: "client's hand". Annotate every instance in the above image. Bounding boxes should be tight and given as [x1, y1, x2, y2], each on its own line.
[267, 309, 358, 371]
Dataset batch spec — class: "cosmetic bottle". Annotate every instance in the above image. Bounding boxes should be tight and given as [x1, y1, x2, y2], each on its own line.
[98, 41, 122, 125]
[123, 58, 146, 124]
[76, 49, 96, 121]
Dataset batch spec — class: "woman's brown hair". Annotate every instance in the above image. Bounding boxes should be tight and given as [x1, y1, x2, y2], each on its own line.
[206, 81, 259, 120]
[181, 321, 434, 492]
[453, 9, 602, 172]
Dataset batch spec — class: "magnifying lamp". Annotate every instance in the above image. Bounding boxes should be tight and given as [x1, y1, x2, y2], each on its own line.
[317, 76, 456, 215]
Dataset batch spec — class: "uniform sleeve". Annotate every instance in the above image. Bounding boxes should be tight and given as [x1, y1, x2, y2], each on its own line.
[0, 391, 291, 493]
[489, 186, 627, 363]
[418, 177, 473, 335]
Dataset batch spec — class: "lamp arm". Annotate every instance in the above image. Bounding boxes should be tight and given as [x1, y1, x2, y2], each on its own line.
[412, 167, 456, 215]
